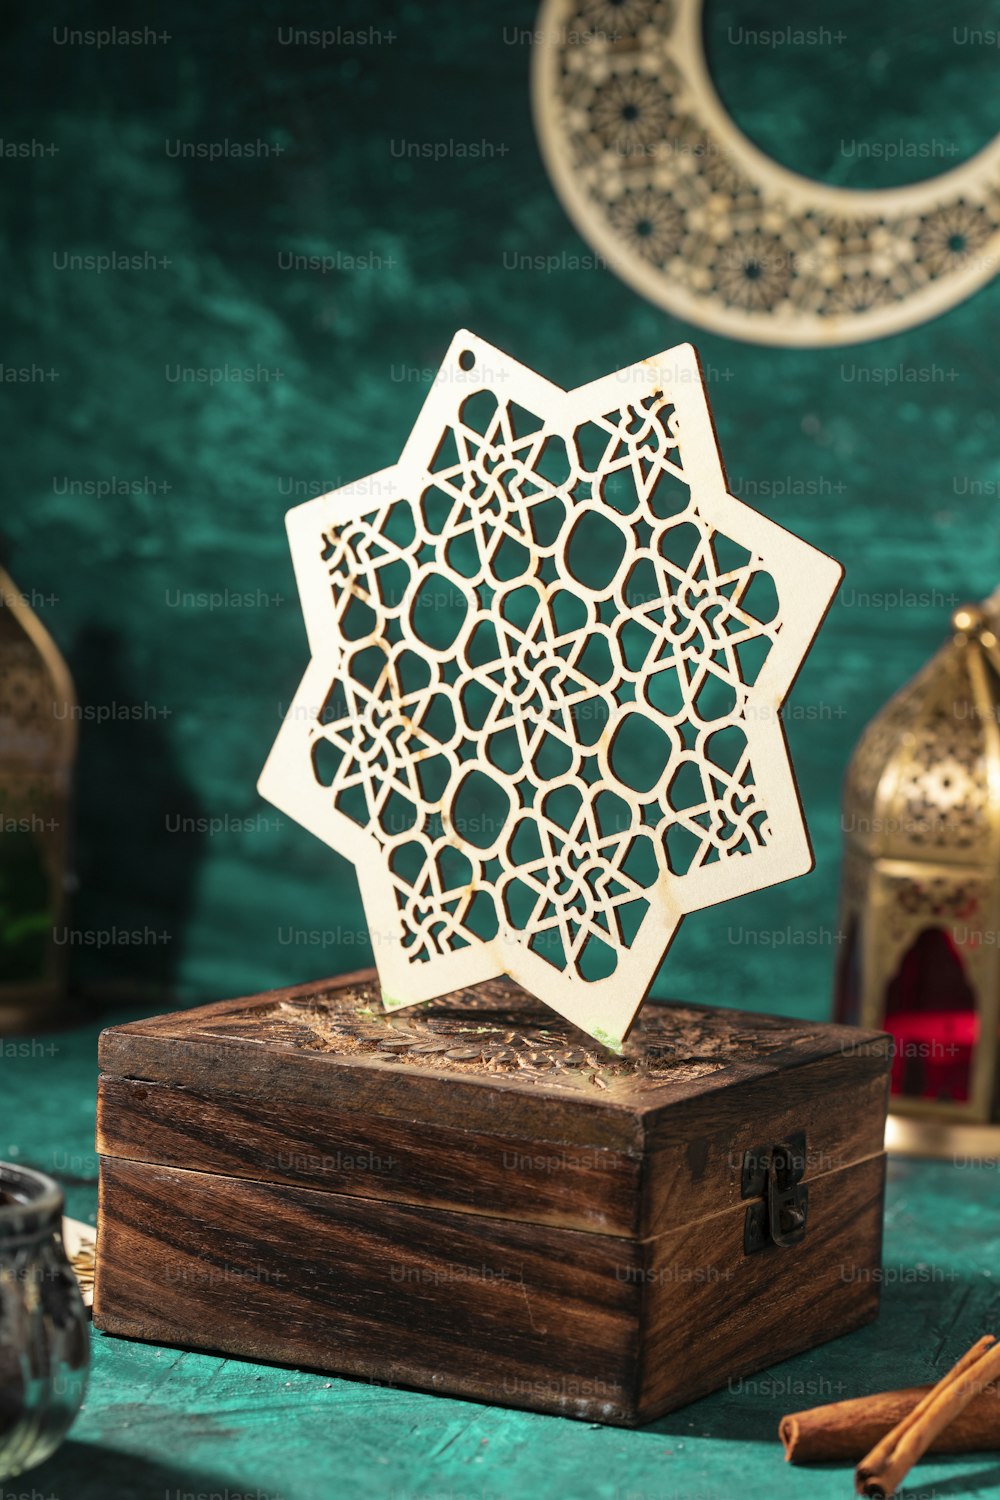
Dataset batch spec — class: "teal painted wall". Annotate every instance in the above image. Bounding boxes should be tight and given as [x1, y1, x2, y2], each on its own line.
[4, 0, 1000, 1018]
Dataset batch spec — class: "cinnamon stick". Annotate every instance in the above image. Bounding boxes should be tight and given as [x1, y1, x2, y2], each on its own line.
[856, 1335, 1000, 1496]
[780, 1382, 1000, 1464]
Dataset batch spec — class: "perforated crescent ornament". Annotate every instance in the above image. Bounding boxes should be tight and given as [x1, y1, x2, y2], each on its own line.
[532, 0, 1000, 346]
[259, 332, 842, 1049]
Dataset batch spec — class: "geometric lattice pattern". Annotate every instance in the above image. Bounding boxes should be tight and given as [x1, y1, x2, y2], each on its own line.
[533, 0, 1000, 346]
[259, 332, 842, 1047]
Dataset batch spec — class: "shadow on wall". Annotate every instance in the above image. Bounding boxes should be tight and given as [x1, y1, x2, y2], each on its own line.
[67, 623, 204, 1008]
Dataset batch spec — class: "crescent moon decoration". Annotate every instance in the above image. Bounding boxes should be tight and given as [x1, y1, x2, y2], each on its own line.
[532, 0, 1000, 346]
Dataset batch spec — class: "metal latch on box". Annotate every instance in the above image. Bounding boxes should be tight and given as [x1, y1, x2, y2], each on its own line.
[741, 1132, 809, 1253]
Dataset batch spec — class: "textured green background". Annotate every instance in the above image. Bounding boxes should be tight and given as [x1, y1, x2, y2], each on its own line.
[3, 0, 999, 1011]
[4, 1, 1000, 1497]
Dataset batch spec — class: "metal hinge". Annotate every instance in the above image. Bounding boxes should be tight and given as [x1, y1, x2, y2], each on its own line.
[741, 1131, 809, 1254]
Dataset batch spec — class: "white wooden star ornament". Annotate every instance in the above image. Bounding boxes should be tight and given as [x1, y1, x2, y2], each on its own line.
[259, 332, 842, 1050]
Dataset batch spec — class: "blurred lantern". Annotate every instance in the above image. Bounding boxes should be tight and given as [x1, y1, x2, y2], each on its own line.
[0, 565, 76, 1032]
[837, 594, 1000, 1156]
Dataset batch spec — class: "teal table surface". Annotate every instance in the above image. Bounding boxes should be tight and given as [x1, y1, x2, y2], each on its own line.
[4, 1009, 1000, 1500]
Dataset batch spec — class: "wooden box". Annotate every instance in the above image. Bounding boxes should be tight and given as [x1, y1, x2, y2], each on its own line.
[94, 969, 889, 1425]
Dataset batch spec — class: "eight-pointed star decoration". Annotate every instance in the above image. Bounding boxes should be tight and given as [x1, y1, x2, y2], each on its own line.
[259, 331, 842, 1050]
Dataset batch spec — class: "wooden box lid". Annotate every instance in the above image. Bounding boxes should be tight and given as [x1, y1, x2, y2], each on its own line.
[97, 969, 890, 1240]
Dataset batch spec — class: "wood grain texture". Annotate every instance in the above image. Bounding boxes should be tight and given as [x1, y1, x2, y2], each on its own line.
[94, 1150, 885, 1426]
[639, 1055, 889, 1238]
[95, 971, 890, 1421]
[96, 1157, 644, 1424]
[97, 969, 888, 1128]
[638, 1154, 885, 1418]
[97, 1073, 644, 1236]
[95, 1052, 887, 1240]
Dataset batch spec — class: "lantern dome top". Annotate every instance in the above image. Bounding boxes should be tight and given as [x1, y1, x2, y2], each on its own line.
[843, 589, 1000, 867]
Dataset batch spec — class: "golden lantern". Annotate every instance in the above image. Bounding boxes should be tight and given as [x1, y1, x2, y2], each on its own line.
[0, 566, 76, 1032]
[837, 593, 1000, 1157]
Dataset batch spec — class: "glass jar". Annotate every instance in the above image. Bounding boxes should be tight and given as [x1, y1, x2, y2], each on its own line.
[0, 1163, 89, 1479]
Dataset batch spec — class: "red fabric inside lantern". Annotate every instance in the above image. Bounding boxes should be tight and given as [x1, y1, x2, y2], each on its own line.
[883, 927, 977, 1103]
